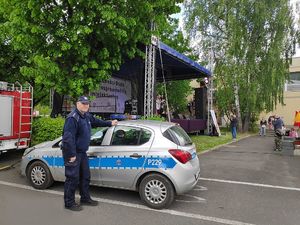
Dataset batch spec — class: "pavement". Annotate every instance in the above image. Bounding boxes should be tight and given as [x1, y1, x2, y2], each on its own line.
[197, 134, 300, 225]
[200, 134, 300, 187]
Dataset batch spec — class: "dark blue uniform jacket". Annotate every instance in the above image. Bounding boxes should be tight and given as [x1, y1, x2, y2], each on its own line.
[62, 108, 112, 159]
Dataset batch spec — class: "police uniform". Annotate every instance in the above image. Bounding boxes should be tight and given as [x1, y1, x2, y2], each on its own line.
[62, 108, 112, 209]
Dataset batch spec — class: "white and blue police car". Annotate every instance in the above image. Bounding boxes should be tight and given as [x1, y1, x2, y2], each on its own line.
[20, 120, 200, 209]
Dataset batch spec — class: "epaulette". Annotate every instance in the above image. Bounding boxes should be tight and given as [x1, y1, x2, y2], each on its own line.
[67, 111, 80, 122]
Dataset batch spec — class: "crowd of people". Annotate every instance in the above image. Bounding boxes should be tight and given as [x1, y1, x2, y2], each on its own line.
[229, 114, 299, 150]
[259, 115, 299, 151]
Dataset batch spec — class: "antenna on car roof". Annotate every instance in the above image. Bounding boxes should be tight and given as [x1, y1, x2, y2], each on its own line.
[157, 41, 171, 122]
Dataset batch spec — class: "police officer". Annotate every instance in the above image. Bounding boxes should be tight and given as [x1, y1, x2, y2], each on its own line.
[62, 96, 118, 211]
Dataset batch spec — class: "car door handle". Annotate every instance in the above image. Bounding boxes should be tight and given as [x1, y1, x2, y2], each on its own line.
[130, 153, 142, 158]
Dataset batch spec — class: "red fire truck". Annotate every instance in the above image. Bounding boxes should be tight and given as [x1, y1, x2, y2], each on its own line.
[0, 81, 33, 154]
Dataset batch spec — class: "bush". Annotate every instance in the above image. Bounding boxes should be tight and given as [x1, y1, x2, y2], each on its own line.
[140, 115, 166, 121]
[31, 117, 65, 146]
[34, 104, 51, 116]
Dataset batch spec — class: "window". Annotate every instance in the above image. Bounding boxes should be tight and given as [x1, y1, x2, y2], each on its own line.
[286, 72, 300, 92]
[163, 125, 193, 146]
[90, 127, 108, 146]
[140, 129, 151, 145]
[111, 126, 151, 146]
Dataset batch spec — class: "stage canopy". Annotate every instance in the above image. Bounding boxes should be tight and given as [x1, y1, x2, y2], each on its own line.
[154, 41, 211, 82]
[114, 41, 211, 82]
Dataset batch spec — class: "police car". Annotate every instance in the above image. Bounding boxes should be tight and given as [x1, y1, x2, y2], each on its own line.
[20, 120, 200, 209]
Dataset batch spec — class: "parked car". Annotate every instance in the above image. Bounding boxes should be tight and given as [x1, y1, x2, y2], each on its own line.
[20, 120, 200, 209]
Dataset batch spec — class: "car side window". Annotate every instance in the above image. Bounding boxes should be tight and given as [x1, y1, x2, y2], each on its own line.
[90, 127, 108, 146]
[139, 129, 151, 145]
[111, 126, 140, 145]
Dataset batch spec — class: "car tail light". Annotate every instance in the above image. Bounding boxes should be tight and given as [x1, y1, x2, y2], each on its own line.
[168, 149, 192, 164]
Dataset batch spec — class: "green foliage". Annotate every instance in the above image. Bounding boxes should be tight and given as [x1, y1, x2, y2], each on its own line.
[0, 0, 182, 102]
[140, 115, 165, 121]
[184, 0, 296, 131]
[34, 104, 51, 116]
[31, 117, 65, 146]
[190, 134, 232, 152]
[190, 132, 250, 152]
[157, 80, 192, 113]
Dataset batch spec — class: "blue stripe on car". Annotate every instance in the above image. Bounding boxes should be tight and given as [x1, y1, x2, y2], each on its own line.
[41, 156, 177, 169]
[191, 152, 197, 159]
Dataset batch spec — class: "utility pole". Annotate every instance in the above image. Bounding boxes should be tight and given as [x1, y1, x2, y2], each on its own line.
[207, 46, 214, 135]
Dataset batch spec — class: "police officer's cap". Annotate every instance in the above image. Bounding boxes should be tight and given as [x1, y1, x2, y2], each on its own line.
[77, 96, 90, 104]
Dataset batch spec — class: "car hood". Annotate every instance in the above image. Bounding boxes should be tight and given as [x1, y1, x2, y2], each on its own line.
[33, 137, 62, 148]
[33, 141, 52, 148]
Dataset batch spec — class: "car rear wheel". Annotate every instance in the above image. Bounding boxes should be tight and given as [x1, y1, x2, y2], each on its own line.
[27, 161, 54, 189]
[139, 173, 175, 209]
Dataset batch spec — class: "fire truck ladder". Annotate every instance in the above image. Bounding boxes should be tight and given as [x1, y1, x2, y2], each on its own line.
[15, 81, 33, 149]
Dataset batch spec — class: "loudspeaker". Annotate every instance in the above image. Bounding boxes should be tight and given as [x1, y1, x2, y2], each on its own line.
[194, 87, 207, 119]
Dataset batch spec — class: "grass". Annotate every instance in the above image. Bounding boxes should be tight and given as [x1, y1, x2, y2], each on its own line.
[190, 132, 252, 153]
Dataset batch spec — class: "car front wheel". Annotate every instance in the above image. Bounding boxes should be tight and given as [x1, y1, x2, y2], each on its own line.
[27, 161, 54, 189]
[139, 173, 175, 209]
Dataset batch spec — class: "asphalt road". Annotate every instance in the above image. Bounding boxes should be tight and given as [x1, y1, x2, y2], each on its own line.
[0, 135, 300, 225]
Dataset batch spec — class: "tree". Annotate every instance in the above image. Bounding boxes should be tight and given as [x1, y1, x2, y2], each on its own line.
[184, 0, 296, 131]
[0, 14, 25, 82]
[0, 0, 182, 103]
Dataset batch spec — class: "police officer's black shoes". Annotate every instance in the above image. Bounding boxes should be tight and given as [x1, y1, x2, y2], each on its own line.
[65, 203, 83, 211]
[80, 198, 98, 206]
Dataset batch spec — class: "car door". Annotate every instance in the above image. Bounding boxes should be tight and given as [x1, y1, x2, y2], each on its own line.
[86, 127, 110, 186]
[99, 125, 153, 189]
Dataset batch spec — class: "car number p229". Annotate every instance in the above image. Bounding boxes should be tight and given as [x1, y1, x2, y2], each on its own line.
[147, 159, 162, 166]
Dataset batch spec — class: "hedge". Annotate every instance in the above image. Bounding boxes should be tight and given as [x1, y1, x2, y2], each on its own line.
[31, 117, 65, 146]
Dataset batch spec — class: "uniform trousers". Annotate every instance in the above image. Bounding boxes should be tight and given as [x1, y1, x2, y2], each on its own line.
[64, 152, 91, 207]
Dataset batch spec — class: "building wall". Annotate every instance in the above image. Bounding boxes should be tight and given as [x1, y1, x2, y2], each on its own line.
[290, 57, 300, 73]
[261, 92, 300, 125]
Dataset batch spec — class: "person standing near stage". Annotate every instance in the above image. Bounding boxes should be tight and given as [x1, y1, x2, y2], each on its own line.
[289, 127, 298, 138]
[260, 118, 267, 136]
[62, 96, 118, 211]
[155, 95, 162, 115]
[272, 115, 284, 151]
[230, 114, 238, 141]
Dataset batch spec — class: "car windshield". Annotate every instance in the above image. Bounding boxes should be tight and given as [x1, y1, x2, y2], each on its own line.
[165, 125, 193, 146]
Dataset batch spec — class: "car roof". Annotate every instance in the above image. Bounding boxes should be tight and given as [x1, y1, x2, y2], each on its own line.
[117, 120, 175, 132]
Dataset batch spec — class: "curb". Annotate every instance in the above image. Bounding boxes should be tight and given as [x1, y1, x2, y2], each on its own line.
[197, 134, 254, 156]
